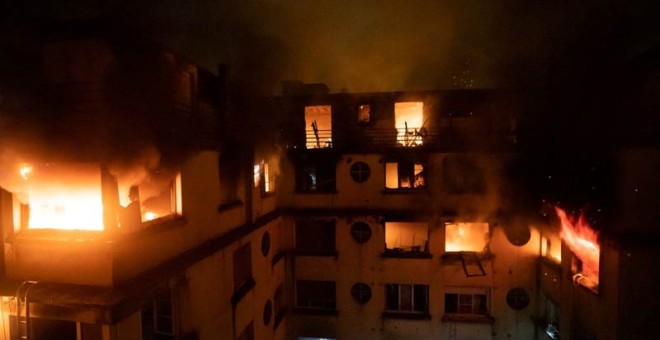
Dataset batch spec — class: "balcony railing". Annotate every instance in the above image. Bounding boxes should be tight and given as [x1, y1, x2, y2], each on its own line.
[290, 126, 515, 152]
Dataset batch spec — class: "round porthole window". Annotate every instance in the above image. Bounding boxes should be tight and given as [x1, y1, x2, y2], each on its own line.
[350, 222, 372, 244]
[350, 282, 372, 304]
[263, 300, 272, 325]
[506, 287, 530, 310]
[350, 162, 371, 183]
[261, 232, 271, 257]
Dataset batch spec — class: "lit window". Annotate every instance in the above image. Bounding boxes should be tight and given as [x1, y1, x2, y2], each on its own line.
[257, 160, 276, 195]
[358, 104, 371, 123]
[10, 163, 105, 231]
[296, 280, 336, 310]
[118, 172, 183, 230]
[385, 284, 429, 313]
[445, 222, 489, 252]
[385, 222, 428, 254]
[385, 161, 426, 190]
[395, 102, 425, 146]
[305, 105, 332, 149]
[444, 288, 489, 315]
[541, 234, 561, 263]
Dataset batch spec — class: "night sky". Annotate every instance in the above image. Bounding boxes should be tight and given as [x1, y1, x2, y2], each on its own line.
[2, 1, 659, 94]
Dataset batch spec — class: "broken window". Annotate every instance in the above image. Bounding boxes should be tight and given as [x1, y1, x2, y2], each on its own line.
[358, 104, 371, 123]
[305, 105, 332, 149]
[295, 158, 336, 193]
[384, 222, 429, 254]
[385, 161, 426, 190]
[295, 219, 336, 255]
[296, 280, 336, 310]
[444, 288, 489, 315]
[445, 222, 489, 252]
[233, 243, 253, 292]
[385, 284, 429, 314]
[395, 102, 425, 146]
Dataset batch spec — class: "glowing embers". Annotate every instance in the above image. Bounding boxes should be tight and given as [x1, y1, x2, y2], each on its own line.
[385, 222, 428, 254]
[555, 207, 600, 290]
[12, 163, 104, 231]
[445, 222, 489, 252]
[305, 105, 332, 149]
[395, 102, 425, 147]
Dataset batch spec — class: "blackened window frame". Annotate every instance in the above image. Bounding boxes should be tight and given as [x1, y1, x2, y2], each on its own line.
[293, 151, 338, 193]
[383, 154, 429, 192]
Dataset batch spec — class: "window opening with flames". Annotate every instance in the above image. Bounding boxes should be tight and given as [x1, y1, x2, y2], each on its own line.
[395, 102, 425, 147]
[305, 105, 332, 149]
[555, 207, 600, 291]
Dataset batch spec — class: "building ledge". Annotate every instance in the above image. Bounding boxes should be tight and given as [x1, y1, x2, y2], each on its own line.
[293, 250, 338, 258]
[382, 311, 431, 320]
[293, 308, 338, 316]
[116, 215, 188, 240]
[440, 251, 492, 262]
[441, 314, 494, 323]
[382, 189, 427, 195]
[294, 190, 339, 195]
[217, 199, 243, 213]
[382, 250, 432, 259]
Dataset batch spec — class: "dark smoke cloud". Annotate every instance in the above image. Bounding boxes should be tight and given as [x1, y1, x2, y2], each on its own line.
[4, 1, 658, 95]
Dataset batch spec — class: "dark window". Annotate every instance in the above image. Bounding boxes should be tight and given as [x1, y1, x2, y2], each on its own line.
[358, 104, 371, 123]
[236, 322, 254, 340]
[506, 287, 530, 310]
[385, 161, 427, 190]
[80, 323, 103, 340]
[350, 162, 371, 183]
[274, 282, 287, 325]
[385, 284, 428, 313]
[219, 146, 242, 206]
[263, 300, 273, 326]
[296, 280, 336, 310]
[442, 156, 485, 194]
[261, 232, 271, 257]
[444, 292, 488, 315]
[350, 222, 372, 244]
[295, 219, 336, 254]
[234, 243, 253, 291]
[350, 283, 372, 304]
[141, 292, 176, 340]
[295, 158, 336, 192]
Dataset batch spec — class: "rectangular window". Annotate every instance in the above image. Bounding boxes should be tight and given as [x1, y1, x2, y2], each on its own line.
[541, 234, 561, 263]
[274, 282, 287, 325]
[256, 160, 276, 195]
[305, 105, 332, 149]
[118, 171, 183, 231]
[295, 159, 336, 193]
[385, 222, 428, 255]
[385, 161, 426, 190]
[395, 102, 425, 146]
[385, 284, 429, 313]
[233, 243, 253, 291]
[296, 280, 336, 310]
[141, 290, 177, 339]
[444, 222, 489, 252]
[219, 147, 242, 207]
[444, 288, 489, 315]
[295, 219, 336, 255]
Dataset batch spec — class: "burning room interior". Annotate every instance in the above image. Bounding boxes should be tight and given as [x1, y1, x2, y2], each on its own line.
[0, 2, 658, 340]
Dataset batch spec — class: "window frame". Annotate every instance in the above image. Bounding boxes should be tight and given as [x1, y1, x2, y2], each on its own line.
[295, 280, 337, 312]
[384, 159, 428, 192]
[443, 287, 490, 317]
[384, 283, 429, 315]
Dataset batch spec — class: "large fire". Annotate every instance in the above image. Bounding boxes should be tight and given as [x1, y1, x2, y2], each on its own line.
[395, 102, 425, 146]
[15, 163, 104, 231]
[555, 207, 600, 289]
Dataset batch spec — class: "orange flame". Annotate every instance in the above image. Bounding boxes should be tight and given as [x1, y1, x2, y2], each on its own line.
[555, 207, 600, 288]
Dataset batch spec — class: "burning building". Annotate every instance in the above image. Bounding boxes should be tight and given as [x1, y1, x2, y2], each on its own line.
[0, 19, 658, 340]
